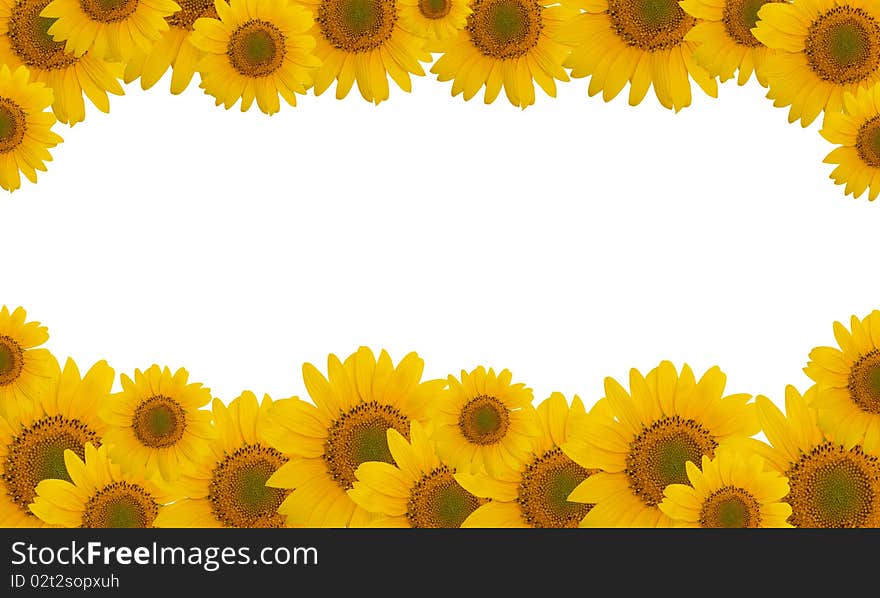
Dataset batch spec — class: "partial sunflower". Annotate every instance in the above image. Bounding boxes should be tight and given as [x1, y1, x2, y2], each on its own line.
[755, 386, 880, 527]
[457, 392, 598, 528]
[430, 0, 577, 108]
[123, 0, 218, 94]
[30, 443, 172, 527]
[754, 0, 880, 127]
[190, 0, 319, 114]
[805, 310, 880, 454]
[265, 347, 446, 527]
[658, 450, 792, 527]
[820, 86, 880, 200]
[154, 392, 292, 528]
[0, 0, 124, 125]
[100, 365, 214, 482]
[432, 365, 540, 477]
[559, 0, 718, 111]
[348, 420, 485, 527]
[563, 361, 759, 527]
[42, 0, 181, 62]
[0, 306, 57, 416]
[305, 0, 431, 104]
[0, 358, 112, 527]
[398, 0, 469, 42]
[680, 0, 783, 86]
[0, 64, 62, 192]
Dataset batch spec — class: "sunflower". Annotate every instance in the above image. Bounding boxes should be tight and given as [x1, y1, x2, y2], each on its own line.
[559, 0, 717, 111]
[820, 85, 880, 200]
[680, 0, 783, 86]
[100, 365, 214, 483]
[123, 0, 218, 94]
[431, 366, 540, 478]
[658, 449, 792, 527]
[430, 0, 577, 108]
[154, 392, 293, 528]
[0, 64, 62, 192]
[398, 0, 469, 42]
[30, 443, 172, 527]
[805, 310, 880, 454]
[305, 0, 431, 104]
[563, 361, 759, 527]
[0, 358, 112, 527]
[755, 386, 880, 527]
[754, 0, 880, 127]
[0, 0, 124, 125]
[456, 393, 598, 528]
[348, 420, 484, 527]
[42, 0, 181, 62]
[190, 0, 319, 114]
[0, 306, 57, 416]
[265, 347, 445, 527]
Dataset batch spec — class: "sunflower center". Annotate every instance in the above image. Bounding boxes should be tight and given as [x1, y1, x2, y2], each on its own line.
[8, 0, 78, 70]
[805, 6, 880, 85]
[79, 0, 139, 23]
[467, 0, 542, 59]
[786, 442, 880, 527]
[131, 395, 186, 449]
[406, 465, 482, 527]
[323, 401, 410, 490]
[848, 349, 880, 413]
[166, 0, 217, 30]
[698, 486, 762, 528]
[626, 415, 718, 507]
[81, 481, 159, 528]
[855, 117, 880, 168]
[517, 447, 596, 528]
[3, 415, 100, 513]
[209, 444, 289, 527]
[227, 20, 287, 77]
[419, 0, 451, 20]
[723, 0, 778, 47]
[608, 0, 695, 51]
[318, 0, 397, 53]
[457, 395, 511, 445]
[0, 335, 24, 386]
[0, 99, 27, 155]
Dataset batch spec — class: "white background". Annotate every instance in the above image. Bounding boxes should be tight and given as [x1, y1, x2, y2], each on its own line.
[2, 67, 878, 410]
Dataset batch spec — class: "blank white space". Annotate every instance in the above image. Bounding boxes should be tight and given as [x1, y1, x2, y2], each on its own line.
[3, 70, 876, 409]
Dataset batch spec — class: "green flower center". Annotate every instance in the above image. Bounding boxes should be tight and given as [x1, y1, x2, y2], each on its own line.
[699, 487, 762, 528]
[132, 395, 187, 449]
[458, 395, 511, 445]
[805, 6, 880, 84]
[227, 20, 286, 77]
[318, 0, 397, 52]
[518, 448, 595, 527]
[407, 466, 482, 527]
[209, 444, 290, 527]
[82, 482, 159, 528]
[607, 0, 695, 51]
[467, 0, 542, 59]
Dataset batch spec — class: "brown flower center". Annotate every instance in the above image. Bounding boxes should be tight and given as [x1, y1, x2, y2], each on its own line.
[81, 481, 159, 528]
[227, 20, 287, 77]
[131, 395, 187, 449]
[406, 465, 483, 527]
[517, 447, 596, 527]
[467, 0, 543, 59]
[698, 486, 762, 527]
[805, 6, 880, 85]
[317, 0, 397, 53]
[7, 0, 78, 70]
[608, 0, 695, 51]
[458, 395, 511, 445]
[209, 444, 290, 527]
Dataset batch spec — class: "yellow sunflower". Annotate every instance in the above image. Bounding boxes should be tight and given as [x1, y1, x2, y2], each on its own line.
[265, 347, 445, 527]
[0, 306, 57, 416]
[0, 358, 112, 527]
[398, 0, 469, 42]
[30, 443, 172, 527]
[754, 0, 880, 127]
[820, 85, 880, 200]
[755, 386, 880, 527]
[305, 0, 431, 104]
[190, 0, 319, 114]
[0, 64, 62, 192]
[154, 392, 293, 528]
[348, 420, 485, 527]
[42, 0, 181, 62]
[563, 361, 759, 527]
[430, 0, 577, 108]
[100, 365, 214, 482]
[560, 0, 718, 111]
[680, 0, 783, 86]
[805, 310, 880, 454]
[124, 0, 218, 93]
[432, 366, 540, 477]
[0, 0, 124, 125]
[456, 392, 598, 528]
[658, 449, 792, 527]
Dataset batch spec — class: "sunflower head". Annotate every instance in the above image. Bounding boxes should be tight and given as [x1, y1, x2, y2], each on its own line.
[0, 305, 58, 416]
